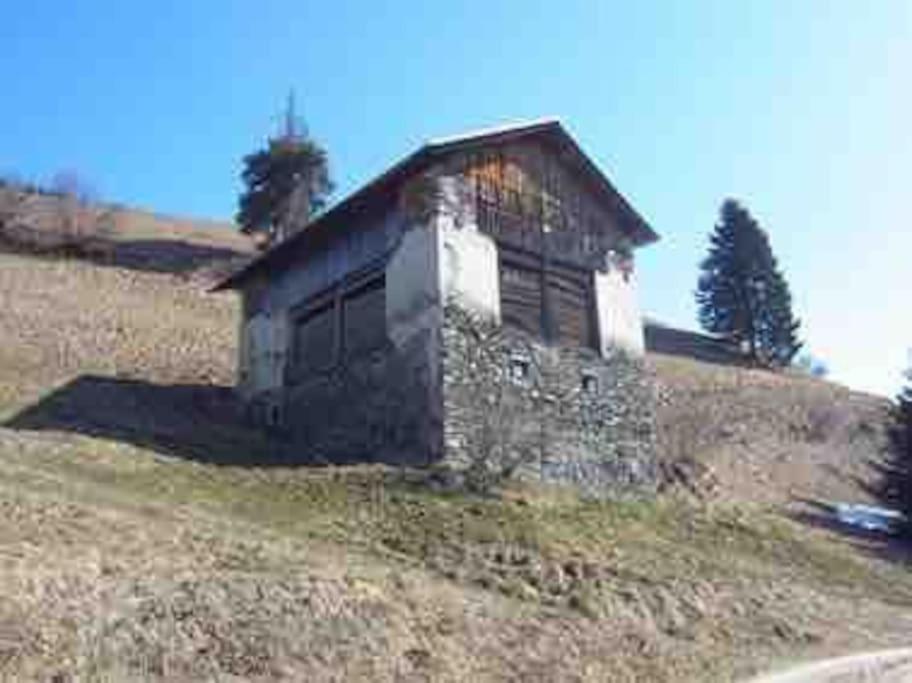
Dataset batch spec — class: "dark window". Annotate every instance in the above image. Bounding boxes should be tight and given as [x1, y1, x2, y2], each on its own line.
[343, 276, 386, 356]
[292, 300, 336, 375]
[288, 270, 387, 382]
[581, 371, 599, 394]
[508, 353, 532, 385]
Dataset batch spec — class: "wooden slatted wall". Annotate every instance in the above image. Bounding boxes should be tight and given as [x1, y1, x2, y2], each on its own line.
[499, 248, 595, 350]
[547, 269, 594, 349]
[500, 259, 543, 337]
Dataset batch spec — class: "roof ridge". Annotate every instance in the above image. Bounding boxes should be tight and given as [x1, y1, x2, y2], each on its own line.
[425, 117, 561, 148]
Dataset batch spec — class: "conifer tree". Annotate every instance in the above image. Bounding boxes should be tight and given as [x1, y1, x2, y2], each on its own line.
[237, 93, 333, 247]
[881, 367, 912, 535]
[696, 199, 802, 367]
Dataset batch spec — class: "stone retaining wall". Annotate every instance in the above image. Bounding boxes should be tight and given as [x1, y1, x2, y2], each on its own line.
[441, 303, 657, 496]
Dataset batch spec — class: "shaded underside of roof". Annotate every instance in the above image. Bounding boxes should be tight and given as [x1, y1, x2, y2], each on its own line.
[214, 119, 659, 291]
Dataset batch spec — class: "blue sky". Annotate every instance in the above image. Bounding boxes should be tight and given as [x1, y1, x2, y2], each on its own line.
[2, 1, 910, 396]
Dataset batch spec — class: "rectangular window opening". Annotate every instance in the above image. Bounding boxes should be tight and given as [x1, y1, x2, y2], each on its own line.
[508, 353, 532, 385]
[288, 269, 387, 383]
[581, 371, 599, 395]
[292, 300, 336, 376]
[343, 275, 387, 357]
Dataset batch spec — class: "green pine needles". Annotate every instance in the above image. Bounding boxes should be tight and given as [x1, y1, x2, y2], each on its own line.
[874, 368, 912, 536]
[888, 370, 912, 533]
[236, 96, 333, 247]
[696, 199, 802, 368]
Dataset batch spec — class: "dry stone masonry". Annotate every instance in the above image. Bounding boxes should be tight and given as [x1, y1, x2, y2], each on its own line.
[441, 302, 657, 495]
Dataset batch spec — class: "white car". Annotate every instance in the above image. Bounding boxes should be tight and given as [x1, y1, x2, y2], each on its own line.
[834, 503, 904, 533]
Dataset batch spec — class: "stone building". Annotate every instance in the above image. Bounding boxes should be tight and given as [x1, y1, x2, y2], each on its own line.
[215, 119, 661, 492]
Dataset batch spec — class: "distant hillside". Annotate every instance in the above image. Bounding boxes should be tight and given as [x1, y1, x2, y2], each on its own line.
[0, 185, 256, 282]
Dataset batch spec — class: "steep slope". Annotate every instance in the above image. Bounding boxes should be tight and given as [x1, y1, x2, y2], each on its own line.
[651, 353, 891, 506]
[0, 250, 909, 681]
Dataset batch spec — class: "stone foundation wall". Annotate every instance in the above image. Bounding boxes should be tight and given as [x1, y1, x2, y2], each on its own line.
[282, 329, 441, 465]
[441, 303, 657, 496]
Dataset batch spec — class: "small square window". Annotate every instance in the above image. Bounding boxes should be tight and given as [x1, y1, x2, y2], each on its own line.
[508, 354, 531, 385]
[581, 372, 599, 395]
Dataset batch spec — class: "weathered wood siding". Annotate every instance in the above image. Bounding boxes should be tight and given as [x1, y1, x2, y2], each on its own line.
[548, 267, 595, 349]
[499, 258, 542, 337]
[444, 139, 621, 351]
[238, 205, 405, 401]
[445, 139, 630, 271]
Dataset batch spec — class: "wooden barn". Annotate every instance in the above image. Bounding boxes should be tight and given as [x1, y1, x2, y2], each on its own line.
[215, 119, 661, 491]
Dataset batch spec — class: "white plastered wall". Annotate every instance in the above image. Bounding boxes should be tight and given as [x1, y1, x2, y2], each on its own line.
[594, 260, 645, 356]
[386, 174, 501, 343]
[439, 227, 500, 322]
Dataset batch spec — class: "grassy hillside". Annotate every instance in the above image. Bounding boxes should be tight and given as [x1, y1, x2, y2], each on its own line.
[0, 249, 909, 681]
[651, 353, 892, 506]
[0, 186, 255, 283]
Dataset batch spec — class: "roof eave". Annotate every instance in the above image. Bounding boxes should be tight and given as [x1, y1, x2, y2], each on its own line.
[211, 146, 433, 292]
[213, 118, 661, 291]
[548, 122, 658, 247]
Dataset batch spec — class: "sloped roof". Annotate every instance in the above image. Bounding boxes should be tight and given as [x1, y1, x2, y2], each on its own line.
[214, 119, 658, 291]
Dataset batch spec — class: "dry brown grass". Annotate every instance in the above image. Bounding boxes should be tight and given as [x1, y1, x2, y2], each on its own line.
[650, 353, 892, 506]
[0, 249, 910, 681]
[0, 254, 239, 423]
[2, 426, 912, 682]
[0, 187, 252, 251]
[0, 188, 255, 287]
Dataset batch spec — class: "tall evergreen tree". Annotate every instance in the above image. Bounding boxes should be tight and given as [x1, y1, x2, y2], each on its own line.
[880, 367, 912, 535]
[237, 93, 333, 247]
[696, 199, 802, 367]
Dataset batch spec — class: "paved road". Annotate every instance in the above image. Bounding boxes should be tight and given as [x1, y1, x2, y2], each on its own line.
[747, 649, 912, 682]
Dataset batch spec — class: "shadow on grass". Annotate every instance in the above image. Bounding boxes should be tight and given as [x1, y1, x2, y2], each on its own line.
[0, 228, 253, 280]
[3, 375, 309, 466]
[106, 239, 251, 278]
[787, 495, 912, 568]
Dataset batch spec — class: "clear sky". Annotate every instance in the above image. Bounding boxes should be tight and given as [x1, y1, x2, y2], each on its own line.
[2, 1, 910, 396]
